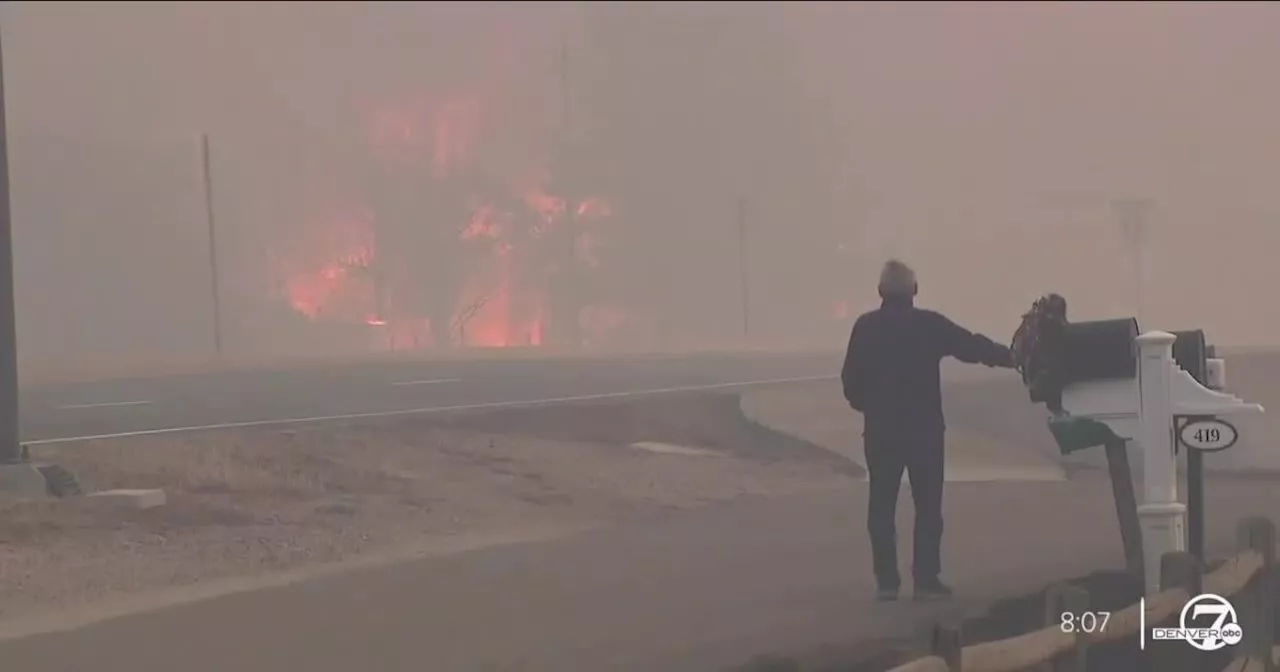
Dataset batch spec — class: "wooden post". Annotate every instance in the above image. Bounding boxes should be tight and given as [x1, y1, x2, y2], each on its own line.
[0, 32, 21, 464]
[1105, 438, 1146, 579]
[1155, 551, 1204, 672]
[200, 133, 224, 358]
[1235, 517, 1276, 671]
[931, 622, 962, 671]
[1042, 583, 1090, 671]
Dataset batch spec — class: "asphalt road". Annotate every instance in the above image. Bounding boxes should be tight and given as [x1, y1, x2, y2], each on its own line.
[18, 351, 843, 444]
[7, 351, 1279, 671]
[0, 482, 1112, 672]
[5, 475, 1276, 672]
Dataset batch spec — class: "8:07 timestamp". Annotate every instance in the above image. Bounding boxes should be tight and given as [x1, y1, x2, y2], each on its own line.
[1059, 611, 1112, 634]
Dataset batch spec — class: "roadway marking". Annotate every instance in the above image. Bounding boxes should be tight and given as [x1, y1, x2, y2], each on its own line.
[630, 442, 725, 458]
[391, 378, 461, 387]
[57, 400, 154, 410]
[26, 375, 837, 446]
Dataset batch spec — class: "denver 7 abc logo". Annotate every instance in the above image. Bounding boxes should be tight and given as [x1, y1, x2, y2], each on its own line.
[1151, 593, 1244, 651]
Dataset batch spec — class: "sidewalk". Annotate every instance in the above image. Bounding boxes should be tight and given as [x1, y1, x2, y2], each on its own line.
[8, 473, 1253, 672]
[740, 379, 1068, 482]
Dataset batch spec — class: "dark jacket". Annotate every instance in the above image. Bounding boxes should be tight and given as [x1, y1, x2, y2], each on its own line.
[841, 296, 1012, 434]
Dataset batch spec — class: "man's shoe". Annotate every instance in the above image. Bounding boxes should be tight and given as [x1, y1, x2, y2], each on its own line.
[876, 587, 900, 602]
[913, 578, 954, 601]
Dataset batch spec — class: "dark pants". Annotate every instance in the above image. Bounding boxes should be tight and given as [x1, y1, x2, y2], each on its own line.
[863, 427, 945, 589]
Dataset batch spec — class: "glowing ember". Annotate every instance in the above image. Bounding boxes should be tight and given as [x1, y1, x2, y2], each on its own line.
[577, 197, 611, 219]
[460, 204, 503, 241]
[523, 187, 566, 227]
[833, 300, 852, 320]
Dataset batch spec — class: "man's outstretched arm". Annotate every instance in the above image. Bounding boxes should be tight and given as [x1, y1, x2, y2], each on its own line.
[841, 318, 869, 411]
[931, 312, 1014, 368]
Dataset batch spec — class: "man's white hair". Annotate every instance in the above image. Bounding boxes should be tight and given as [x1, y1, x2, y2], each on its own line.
[878, 259, 917, 297]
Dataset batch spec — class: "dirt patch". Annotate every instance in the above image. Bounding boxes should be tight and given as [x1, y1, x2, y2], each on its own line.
[0, 396, 850, 629]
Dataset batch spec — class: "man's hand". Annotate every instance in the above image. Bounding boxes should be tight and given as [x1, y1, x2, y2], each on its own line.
[987, 346, 1016, 369]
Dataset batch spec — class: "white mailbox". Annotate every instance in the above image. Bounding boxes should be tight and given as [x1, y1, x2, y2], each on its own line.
[1053, 330, 1263, 593]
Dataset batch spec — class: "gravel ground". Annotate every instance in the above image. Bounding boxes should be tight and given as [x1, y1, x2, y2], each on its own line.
[0, 392, 851, 632]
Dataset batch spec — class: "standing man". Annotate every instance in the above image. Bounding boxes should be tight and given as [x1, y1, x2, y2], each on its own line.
[842, 259, 1014, 601]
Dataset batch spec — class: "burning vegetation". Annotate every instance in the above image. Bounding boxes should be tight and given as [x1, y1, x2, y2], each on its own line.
[232, 5, 853, 357]
[274, 90, 618, 353]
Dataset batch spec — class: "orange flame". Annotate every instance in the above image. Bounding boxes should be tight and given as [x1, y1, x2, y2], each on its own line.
[283, 212, 377, 321]
[281, 86, 615, 351]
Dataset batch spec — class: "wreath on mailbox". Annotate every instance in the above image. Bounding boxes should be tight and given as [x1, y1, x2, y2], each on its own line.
[1010, 293, 1069, 413]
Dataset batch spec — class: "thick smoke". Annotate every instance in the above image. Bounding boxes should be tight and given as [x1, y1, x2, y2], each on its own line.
[5, 2, 1280, 378]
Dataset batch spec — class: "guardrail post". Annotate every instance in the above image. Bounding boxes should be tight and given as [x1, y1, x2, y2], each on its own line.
[1235, 517, 1276, 671]
[930, 621, 962, 671]
[1156, 551, 1203, 672]
[1042, 583, 1090, 671]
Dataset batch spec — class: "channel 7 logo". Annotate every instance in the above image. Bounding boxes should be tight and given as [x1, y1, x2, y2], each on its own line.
[1149, 593, 1243, 652]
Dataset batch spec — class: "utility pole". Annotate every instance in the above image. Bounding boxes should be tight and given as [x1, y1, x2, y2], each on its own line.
[200, 133, 224, 357]
[558, 40, 581, 349]
[0, 31, 19, 463]
[1112, 198, 1151, 327]
[0, 31, 77, 497]
[561, 42, 571, 148]
[737, 197, 750, 346]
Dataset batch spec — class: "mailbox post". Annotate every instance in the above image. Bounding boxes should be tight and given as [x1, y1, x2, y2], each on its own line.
[1174, 339, 1233, 563]
[1134, 331, 1188, 587]
[1171, 331, 1210, 562]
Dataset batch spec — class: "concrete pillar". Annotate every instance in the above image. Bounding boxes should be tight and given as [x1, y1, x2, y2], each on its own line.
[1135, 330, 1187, 594]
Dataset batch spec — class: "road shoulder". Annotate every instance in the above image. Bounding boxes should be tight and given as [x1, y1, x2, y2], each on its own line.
[0, 478, 1158, 672]
[1, 393, 848, 639]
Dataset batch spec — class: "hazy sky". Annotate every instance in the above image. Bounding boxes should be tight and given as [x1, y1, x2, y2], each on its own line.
[5, 1, 1280, 372]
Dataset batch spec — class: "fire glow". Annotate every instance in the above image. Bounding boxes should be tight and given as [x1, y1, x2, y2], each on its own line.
[280, 93, 613, 351]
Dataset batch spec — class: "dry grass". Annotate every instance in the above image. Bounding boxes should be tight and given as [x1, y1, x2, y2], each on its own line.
[0, 417, 846, 626]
